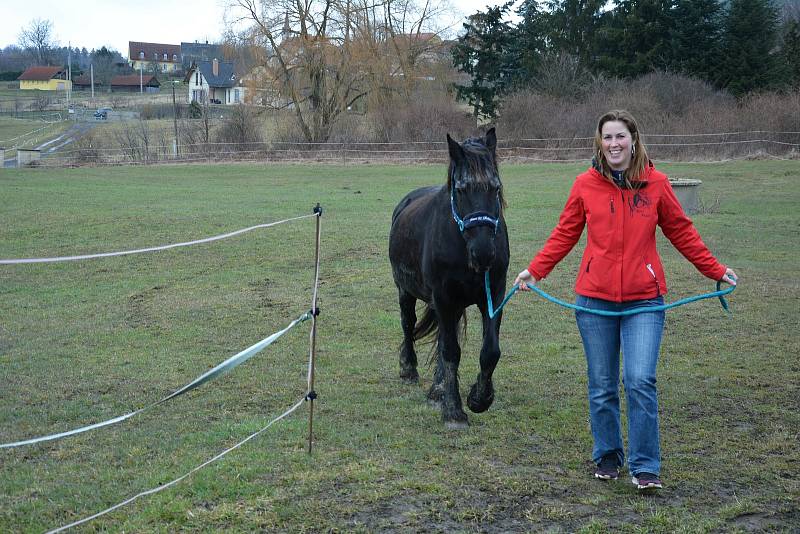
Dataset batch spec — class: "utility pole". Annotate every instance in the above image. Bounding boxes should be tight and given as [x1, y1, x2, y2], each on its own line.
[140, 63, 143, 93]
[67, 42, 71, 114]
[90, 63, 94, 100]
[172, 82, 179, 158]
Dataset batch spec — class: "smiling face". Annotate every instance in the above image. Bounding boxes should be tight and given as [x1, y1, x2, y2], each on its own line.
[600, 120, 633, 171]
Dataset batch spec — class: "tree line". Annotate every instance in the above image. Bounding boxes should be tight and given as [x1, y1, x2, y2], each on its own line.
[453, 0, 800, 118]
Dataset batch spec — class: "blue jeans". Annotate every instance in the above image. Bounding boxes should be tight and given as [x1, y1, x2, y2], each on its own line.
[575, 295, 665, 476]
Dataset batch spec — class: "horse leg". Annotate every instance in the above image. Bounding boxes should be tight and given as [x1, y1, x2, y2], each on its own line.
[426, 349, 445, 408]
[398, 289, 419, 384]
[437, 306, 469, 429]
[467, 308, 501, 413]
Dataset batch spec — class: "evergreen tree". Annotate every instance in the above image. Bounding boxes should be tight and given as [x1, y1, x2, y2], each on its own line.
[779, 18, 800, 85]
[718, 0, 781, 95]
[595, 0, 674, 78]
[540, 0, 606, 69]
[668, 0, 724, 82]
[451, 2, 518, 119]
[513, 0, 547, 84]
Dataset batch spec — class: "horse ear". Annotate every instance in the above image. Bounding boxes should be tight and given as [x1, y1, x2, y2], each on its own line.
[447, 133, 464, 163]
[485, 128, 497, 154]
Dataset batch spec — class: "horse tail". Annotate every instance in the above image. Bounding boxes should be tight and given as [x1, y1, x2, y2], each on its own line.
[414, 305, 468, 365]
[413, 304, 438, 343]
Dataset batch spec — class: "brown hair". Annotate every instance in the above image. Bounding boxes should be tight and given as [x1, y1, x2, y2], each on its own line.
[594, 109, 649, 187]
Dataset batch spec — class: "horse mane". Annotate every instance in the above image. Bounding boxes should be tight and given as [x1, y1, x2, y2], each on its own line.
[447, 136, 507, 210]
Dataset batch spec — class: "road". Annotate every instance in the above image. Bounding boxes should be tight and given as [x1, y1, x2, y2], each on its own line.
[3, 121, 98, 167]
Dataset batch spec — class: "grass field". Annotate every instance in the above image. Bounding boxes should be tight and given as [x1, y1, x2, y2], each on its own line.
[0, 160, 798, 532]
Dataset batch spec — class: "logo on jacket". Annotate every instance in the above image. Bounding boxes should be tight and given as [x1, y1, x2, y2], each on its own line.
[628, 191, 652, 216]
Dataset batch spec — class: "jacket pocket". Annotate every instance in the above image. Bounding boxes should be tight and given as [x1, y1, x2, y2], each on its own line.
[630, 257, 662, 296]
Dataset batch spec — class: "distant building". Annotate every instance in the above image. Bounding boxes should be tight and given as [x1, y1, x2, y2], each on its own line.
[110, 74, 161, 93]
[71, 74, 100, 91]
[181, 41, 224, 69]
[128, 41, 182, 73]
[185, 59, 245, 104]
[17, 66, 71, 91]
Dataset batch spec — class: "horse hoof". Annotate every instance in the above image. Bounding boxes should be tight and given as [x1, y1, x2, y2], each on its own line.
[467, 383, 494, 413]
[400, 369, 419, 384]
[444, 419, 469, 430]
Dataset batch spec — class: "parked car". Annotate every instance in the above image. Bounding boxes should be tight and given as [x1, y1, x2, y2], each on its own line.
[94, 108, 112, 120]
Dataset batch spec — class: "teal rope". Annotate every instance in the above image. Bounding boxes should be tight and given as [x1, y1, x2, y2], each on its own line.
[485, 271, 735, 319]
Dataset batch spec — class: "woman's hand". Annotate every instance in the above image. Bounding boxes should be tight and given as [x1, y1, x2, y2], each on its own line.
[720, 267, 738, 286]
[514, 269, 536, 291]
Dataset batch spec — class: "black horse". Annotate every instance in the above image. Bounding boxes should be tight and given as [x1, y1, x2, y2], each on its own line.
[389, 128, 509, 429]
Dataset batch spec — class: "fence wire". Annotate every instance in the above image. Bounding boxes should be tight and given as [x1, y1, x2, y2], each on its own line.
[14, 131, 798, 168]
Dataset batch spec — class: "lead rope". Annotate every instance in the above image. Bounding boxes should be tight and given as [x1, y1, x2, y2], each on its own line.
[485, 271, 736, 319]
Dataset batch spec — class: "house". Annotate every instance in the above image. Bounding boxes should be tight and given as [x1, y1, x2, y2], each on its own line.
[110, 74, 160, 93]
[17, 66, 71, 91]
[185, 59, 245, 104]
[181, 41, 224, 69]
[128, 41, 182, 73]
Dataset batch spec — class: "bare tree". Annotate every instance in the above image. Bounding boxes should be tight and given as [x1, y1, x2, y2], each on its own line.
[227, 0, 452, 142]
[18, 18, 57, 65]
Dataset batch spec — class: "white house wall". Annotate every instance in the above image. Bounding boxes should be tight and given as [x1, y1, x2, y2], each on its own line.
[187, 69, 209, 103]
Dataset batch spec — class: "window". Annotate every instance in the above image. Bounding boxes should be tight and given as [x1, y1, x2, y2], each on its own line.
[163, 53, 168, 61]
[195, 71, 199, 85]
[173, 54, 178, 61]
[139, 51, 144, 59]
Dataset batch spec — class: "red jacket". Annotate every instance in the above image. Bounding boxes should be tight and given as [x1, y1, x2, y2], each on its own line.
[528, 163, 726, 302]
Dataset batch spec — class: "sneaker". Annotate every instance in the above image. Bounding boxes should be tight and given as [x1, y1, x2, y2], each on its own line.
[594, 454, 619, 480]
[632, 472, 663, 490]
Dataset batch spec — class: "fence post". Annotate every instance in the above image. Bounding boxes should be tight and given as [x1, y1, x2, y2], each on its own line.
[307, 203, 322, 454]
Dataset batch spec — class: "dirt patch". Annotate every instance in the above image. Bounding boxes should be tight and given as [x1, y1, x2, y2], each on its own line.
[125, 285, 167, 329]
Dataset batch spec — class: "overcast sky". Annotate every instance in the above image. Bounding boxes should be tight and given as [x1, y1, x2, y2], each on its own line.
[1, 0, 508, 57]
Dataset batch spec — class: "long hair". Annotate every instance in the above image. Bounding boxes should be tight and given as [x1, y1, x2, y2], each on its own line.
[593, 110, 649, 187]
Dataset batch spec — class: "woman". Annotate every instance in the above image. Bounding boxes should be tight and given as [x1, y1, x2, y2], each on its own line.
[514, 110, 737, 490]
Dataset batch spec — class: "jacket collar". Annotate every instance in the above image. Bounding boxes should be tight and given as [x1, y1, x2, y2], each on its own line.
[590, 158, 653, 189]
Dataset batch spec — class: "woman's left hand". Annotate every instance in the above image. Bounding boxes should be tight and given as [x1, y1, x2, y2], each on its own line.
[720, 267, 738, 285]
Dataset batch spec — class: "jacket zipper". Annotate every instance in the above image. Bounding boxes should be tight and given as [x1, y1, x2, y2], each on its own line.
[610, 198, 615, 213]
[646, 262, 662, 296]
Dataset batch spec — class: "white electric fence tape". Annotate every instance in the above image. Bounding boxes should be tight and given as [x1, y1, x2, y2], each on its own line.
[0, 214, 317, 264]
[0, 311, 311, 449]
[46, 397, 306, 534]
[45, 271, 321, 533]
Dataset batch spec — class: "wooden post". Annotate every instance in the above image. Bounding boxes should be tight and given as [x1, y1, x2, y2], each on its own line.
[172, 83, 179, 158]
[307, 204, 322, 454]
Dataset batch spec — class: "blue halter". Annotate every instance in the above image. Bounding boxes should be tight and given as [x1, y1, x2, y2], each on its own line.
[450, 182, 501, 234]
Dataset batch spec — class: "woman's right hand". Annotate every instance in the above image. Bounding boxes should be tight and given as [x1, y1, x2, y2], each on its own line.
[514, 269, 536, 291]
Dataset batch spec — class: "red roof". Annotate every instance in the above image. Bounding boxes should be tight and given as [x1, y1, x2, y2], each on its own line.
[110, 74, 160, 87]
[18, 66, 65, 81]
[128, 41, 181, 62]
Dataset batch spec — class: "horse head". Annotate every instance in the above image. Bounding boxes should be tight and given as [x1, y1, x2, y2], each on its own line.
[447, 127, 505, 273]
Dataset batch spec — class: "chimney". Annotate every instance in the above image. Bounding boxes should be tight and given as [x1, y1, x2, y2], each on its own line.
[212, 58, 218, 77]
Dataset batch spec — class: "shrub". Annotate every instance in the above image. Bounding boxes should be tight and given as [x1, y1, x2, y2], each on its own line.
[369, 89, 476, 143]
[214, 105, 264, 155]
